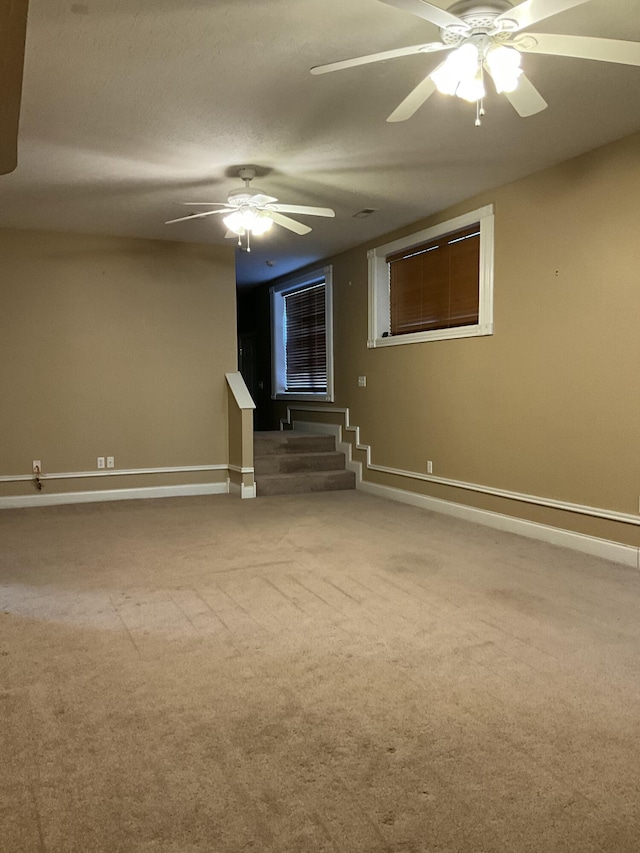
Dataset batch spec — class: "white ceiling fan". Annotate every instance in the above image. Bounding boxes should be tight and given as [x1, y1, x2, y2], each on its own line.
[165, 168, 336, 251]
[311, 0, 640, 124]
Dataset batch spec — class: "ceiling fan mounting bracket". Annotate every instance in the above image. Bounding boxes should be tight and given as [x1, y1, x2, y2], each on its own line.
[446, 0, 514, 19]
[237, 167, 257, 182]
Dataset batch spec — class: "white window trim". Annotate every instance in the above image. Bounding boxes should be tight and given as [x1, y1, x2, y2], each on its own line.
[367, 204, 494, 348]
[271, 265, 334, 402]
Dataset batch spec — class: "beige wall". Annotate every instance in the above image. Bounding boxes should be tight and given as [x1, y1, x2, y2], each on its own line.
[0, 229, 237, 497]
[278, 131, 640, 548]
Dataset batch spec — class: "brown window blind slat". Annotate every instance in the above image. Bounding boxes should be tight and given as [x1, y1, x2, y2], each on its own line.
[388, 225, 480, 336]
[449, 230, 480, 327]
[284, 282, 326, 392]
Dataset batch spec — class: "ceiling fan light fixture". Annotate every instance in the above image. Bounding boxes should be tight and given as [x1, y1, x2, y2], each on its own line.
[223, 210, 245, 235]
[456, 69, 486, 102]
[432, 42, 481, 97]
[249, 212, 273, 236]
[485, 44, 522, 93]
[223, 206, 273, 236]
[431, 40, 522, 105]
[431, 63, 461, 96]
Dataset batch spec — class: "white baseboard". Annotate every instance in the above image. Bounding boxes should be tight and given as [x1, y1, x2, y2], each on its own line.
[0, 482, 229, 510]
[291, 419, 639, 570]
[0, 464, 227, 484]
[229, 481, 257, 499]
[358, 479, 639, 569]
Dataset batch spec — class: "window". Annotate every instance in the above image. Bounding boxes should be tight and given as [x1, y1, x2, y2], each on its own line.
[389, 224, 480, 335]
[271, 266, 334, 401]
[368, 205, 494, 347]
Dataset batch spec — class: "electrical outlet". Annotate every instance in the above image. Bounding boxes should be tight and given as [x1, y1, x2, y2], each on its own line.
[427, 460, 433, 474]
[106, 456, 115, 469]
[97, 456, 105, 469]
[32, 460, 41, 473]
[358, 375, 367, 387]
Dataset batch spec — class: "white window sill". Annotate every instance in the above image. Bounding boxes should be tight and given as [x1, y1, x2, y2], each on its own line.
[368, 323, 493, 348]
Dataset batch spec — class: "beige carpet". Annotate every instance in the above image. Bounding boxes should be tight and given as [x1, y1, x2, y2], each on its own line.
[1, 491, 640, 852]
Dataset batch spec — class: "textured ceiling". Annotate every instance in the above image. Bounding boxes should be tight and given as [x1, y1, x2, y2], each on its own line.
[1, 0, 640, 286]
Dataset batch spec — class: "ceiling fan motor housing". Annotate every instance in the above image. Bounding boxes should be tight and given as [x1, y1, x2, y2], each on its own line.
[227, 188, 260, 205]
[442, 1, 516, 44]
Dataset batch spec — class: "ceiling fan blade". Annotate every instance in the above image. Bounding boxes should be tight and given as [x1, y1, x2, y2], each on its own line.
[503, 73, 548, 116]
[267, 204, 335, 218]
[377, 0, 465, 30]
[268, 212, 312, 235]
[180, 202, 230, 206]
[0, 0, 29, 175]
[386, 70, 439, 122]
[514, 33, 640, 66]
[311, 42, 447, 75]
[165, 209, 229, 225]
[225, 230, 240, 239]
[495, 0, 589, 33]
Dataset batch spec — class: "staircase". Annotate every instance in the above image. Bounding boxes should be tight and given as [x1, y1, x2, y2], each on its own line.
[254, 431, 356, 496]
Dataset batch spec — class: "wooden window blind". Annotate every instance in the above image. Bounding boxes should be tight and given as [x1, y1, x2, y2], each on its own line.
[387, 224, 480, 336]
[284, 281, 327, 392]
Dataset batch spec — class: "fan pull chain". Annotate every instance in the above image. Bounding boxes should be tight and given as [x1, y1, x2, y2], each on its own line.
[475, 61, 486, 127]
[236, 231, 252, 252]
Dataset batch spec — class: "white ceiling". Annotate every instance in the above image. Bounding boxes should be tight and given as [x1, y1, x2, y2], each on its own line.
[2, 0, 640, 286]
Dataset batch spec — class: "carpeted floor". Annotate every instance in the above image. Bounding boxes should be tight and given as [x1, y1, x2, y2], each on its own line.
[1, 491, 640, 852]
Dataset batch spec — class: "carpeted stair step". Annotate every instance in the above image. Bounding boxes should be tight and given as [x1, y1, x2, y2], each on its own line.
[256, 468, 356, 496]
[254, 431, 335, 456]
[255, 450, 346, 475]
[253, 430, 355, 496]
